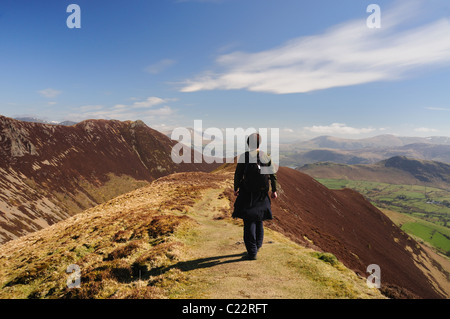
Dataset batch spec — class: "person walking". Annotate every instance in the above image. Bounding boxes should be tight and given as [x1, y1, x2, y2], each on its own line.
[232, 133, 277, 260]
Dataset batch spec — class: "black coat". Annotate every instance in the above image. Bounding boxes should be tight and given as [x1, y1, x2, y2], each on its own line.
[232, 188, 273, 221]
[232, 150, 276, 221]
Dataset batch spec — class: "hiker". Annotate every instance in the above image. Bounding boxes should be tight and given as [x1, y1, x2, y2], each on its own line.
[232, 133, 277, 260]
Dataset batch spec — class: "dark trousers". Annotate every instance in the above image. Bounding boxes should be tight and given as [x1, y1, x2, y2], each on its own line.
[243, 219, 264, 256]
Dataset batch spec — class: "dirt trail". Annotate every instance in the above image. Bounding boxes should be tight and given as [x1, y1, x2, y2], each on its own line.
[172, 188, 384, 299]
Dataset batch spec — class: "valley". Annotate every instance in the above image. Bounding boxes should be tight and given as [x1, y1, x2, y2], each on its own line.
[316, 178, 450, 256]
[298, 156, 450, 257]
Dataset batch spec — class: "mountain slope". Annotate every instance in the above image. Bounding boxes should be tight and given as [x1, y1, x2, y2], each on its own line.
[0, 115, 218, 244]
[267, 167, 448, 299]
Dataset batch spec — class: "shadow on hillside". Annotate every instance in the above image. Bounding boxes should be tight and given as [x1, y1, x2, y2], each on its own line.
[144, 252, 247, 277]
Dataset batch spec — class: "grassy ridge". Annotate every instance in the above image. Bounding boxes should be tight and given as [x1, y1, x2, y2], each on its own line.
[317, 179, 450, 256]
[0, 172, 385, 299]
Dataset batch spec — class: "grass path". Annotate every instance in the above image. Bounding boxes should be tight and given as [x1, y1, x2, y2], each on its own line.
[170, 188, 384, 299]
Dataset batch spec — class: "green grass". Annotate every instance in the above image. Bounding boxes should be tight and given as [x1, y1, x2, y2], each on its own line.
[317, 178, 450, 256]
[401, 222, 450, 254]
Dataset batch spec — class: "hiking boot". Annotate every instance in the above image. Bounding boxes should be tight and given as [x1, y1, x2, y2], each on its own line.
[244, 254, 257, 260]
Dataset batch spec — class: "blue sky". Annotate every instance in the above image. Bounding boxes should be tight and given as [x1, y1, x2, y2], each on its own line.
[1, 0, 450, 142]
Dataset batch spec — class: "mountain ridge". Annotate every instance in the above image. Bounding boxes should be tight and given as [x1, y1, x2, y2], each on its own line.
[0, 170, 383, 299]
[0, 115, 219, 244]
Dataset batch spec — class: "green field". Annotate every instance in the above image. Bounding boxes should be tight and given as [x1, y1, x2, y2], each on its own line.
[317, 179, 450, 256]
[402, 222, 450, 253]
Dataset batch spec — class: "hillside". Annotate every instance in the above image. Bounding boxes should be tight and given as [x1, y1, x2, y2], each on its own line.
[1, 165, 447, 299]
[298, 156, 450, 189]
[0, 115, 218, 244]
[268, 167, 448, 299]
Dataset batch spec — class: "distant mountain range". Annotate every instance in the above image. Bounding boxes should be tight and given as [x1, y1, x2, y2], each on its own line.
[286, 134, 450, 149]
[14, 117, 78, 126]
[298, 156, 450, 190]
[280, 134, 450, 167]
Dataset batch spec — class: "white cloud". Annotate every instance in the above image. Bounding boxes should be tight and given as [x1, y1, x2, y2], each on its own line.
[426, 106, 450, 111]
[145, 105, 174, 116]
[132, 97, 166, 108]
[414, 127, 438, 133]
[145, 59, 176, 74]
[180, 1, 450, 94]
[304, 123, 376, 135]
[71, 97, 176, 122]
[80, 105, 104, 112]
[38, 88, 62, 98]
[113, 97, 177, 110]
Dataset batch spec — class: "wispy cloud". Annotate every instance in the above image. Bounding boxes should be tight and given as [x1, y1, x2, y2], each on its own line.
[113, 96, 170, 109]
[414, 127, 438, 133]
[145, 59, 176, 74]
[180, 1, 450, 94]
[426, 106, 450, 111]
[69, 97, 176, 122]
[304, 123, 376, 135]
[38, 88, 62, 98]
